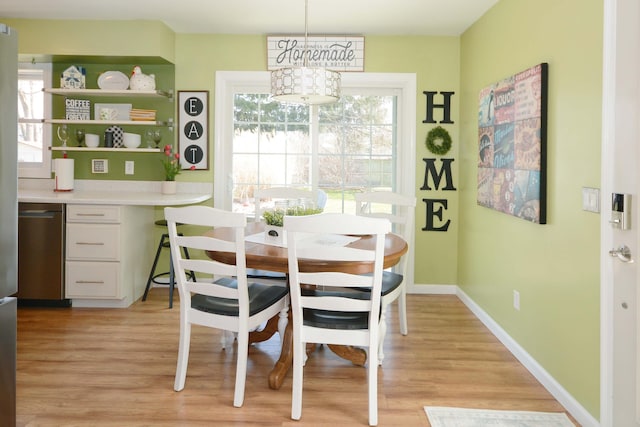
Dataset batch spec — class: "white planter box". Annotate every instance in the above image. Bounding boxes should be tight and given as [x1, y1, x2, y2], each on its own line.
[264, 224, 286, 246]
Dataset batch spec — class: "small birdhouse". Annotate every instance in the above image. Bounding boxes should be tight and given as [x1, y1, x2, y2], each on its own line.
[60, 65, 86, 89]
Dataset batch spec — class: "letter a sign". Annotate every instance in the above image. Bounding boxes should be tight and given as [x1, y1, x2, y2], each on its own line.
[178, 91, 209, 170]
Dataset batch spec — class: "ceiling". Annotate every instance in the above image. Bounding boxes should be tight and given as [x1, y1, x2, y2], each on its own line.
[1, 0, 498, 36]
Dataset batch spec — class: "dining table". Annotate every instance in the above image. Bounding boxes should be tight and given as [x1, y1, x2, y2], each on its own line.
[204, 220, 408, 390]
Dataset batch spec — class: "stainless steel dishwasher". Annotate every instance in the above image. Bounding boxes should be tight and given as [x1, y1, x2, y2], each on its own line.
[17, 203, 69, 306]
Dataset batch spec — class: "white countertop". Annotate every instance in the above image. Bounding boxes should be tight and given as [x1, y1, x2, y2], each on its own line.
[18, 179, 212, 206]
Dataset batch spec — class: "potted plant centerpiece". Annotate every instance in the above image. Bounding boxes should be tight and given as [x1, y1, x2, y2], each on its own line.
[262, 205, 323, 245]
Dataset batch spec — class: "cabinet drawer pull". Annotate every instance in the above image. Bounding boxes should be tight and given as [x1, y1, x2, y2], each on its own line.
[75, 280, 105, 284]
[77, 213, 106, 217]
[76, 242, 105, 246]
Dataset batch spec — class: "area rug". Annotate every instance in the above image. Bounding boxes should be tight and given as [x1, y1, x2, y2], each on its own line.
[424, 406, 575, 427]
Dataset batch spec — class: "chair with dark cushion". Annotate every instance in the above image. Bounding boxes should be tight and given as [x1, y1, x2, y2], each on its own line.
[354, 191, 416, 364]
[165, 206, 289, 408]
[284, 212, 390, 426]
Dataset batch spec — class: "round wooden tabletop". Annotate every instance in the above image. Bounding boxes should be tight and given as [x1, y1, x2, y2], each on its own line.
[204, 221, 408, 274]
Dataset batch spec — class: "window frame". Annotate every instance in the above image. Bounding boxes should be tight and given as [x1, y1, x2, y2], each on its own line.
[214, 71, 417, 291]
[18, 62, 52, 179]
[214, 71, 416, 210]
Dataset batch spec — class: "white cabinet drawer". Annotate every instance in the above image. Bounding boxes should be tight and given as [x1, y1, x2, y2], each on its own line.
[66, 223, 120, 260]
[66, 261, 120, 298]
[67, 205, 121, 223]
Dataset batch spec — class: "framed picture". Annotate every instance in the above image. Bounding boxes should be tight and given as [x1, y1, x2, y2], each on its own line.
[178, 91, 209, 170]
[477, 63, 548, 224]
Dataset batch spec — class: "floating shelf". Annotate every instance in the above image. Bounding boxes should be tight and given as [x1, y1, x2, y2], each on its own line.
[50, 146, 161, 153]
[45, 119, 171, 127]
[44, 88, 173, 100]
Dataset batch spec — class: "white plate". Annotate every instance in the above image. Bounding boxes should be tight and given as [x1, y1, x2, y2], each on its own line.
[97, 71, 129, 90]
[94, 103, 132, 121]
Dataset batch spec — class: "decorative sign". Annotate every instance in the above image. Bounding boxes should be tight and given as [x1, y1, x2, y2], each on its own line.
[61, 65, 86, 89]
[65, 98, 90, 120]
[477, 63, 548, 224]
[178, 91, 208, 170]
[267, 35, 364, 72]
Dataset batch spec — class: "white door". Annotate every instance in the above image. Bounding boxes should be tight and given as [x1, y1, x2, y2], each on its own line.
[601, 1, 640, 426]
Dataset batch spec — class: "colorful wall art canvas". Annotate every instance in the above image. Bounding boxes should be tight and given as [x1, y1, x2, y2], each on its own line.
[477, 63, 548, 223]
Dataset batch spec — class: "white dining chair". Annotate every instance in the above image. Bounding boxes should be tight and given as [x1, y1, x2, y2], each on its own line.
[355, 191, 416, 364]
[285, 213, 391, 426]
[165, 206, 289, 408]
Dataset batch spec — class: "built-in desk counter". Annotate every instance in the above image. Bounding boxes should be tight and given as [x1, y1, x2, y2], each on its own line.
[18, 179, 212, 206]
[18, 180, 212, 308]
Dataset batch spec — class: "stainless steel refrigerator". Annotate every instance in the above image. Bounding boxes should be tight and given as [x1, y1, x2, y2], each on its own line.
[0, 23, 18, 427]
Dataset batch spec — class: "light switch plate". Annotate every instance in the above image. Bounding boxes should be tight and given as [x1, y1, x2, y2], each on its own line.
[582, 187, 600, 213]
[125, 160, 134, 175]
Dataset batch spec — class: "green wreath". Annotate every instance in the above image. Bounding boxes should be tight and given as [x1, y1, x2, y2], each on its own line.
[425, 126, 452, 155]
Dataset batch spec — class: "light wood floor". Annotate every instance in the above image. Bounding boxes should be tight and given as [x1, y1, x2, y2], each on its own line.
[16, 289, 578, 426]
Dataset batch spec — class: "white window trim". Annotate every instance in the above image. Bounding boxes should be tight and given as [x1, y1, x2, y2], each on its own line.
[214, 71, 416, 208]
[18, 62, 52, 179]
[214, 70, 417, 290]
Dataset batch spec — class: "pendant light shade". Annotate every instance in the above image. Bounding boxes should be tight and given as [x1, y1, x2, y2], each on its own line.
[270, 0, 341, 105]
[271, 66, 341, 105]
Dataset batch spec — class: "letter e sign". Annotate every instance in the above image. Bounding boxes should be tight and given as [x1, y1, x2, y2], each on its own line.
[178, 91, 208, 170]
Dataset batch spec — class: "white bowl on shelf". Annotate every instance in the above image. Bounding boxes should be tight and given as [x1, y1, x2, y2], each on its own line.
[85, 133, 100, 147]
[122, 132, 141, 149]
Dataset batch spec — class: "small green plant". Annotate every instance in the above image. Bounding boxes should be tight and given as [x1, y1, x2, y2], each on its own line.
[262, 206, 323, 227]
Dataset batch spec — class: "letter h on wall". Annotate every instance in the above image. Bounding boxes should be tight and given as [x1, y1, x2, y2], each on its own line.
[422, 91, 455, 124]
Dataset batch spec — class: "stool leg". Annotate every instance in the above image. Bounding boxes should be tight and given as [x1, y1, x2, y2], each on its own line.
[143, 234, 167, 301]
[182, 246, 196, 282]
[169, 254, 175, 309]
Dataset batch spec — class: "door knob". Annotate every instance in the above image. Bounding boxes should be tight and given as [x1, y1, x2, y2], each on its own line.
[609, 245, 633, 263]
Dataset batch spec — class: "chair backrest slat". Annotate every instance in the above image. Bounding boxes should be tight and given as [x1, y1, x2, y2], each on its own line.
[165, 206, 248, 305]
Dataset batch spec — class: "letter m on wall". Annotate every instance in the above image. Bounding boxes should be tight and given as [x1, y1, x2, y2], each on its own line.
[420, 158, 456, 191]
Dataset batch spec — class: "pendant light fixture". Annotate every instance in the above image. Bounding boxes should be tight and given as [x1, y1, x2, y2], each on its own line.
[270, 0, 341, 105]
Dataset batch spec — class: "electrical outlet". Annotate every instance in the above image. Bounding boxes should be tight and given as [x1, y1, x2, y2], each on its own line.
[125, 161, 134, 175]
[513, 290, 520, 311]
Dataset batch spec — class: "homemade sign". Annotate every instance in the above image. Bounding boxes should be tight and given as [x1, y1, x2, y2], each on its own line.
[477, 63, 548, 224]
[178, 91, 208, 170]
[267, 35, 364, 71]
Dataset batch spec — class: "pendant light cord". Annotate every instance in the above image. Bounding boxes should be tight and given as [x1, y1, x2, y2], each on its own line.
[304, 0, 309, 67]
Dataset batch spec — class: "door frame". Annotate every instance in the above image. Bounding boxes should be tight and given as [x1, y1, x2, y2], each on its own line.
[601, 0, 640, 425]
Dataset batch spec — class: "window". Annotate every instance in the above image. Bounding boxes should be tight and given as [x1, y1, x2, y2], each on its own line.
[214, 71, 417, 289]
[215, 71, 416, 215]
[231, 93, 397, 214]
[18, 62, 51, 178]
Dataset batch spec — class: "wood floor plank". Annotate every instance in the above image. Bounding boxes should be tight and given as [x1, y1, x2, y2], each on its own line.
[16, 291, 579, 426]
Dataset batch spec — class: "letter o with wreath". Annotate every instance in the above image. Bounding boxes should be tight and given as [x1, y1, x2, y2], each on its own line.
[425, 126, 452, 156]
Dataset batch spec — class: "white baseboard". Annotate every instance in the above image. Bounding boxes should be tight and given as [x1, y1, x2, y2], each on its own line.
[455, 287, 600, 427]
[408, 283, 599, 427]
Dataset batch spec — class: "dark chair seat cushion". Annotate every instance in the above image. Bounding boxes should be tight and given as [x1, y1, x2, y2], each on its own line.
[303, 308, 369, 330]
[358, 271, 403, 296]
[246, 268, 287, 280]
[191, 277, 288, 317]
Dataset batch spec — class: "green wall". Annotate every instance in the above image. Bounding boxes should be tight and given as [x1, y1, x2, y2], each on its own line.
[459, 0, 602, 418]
